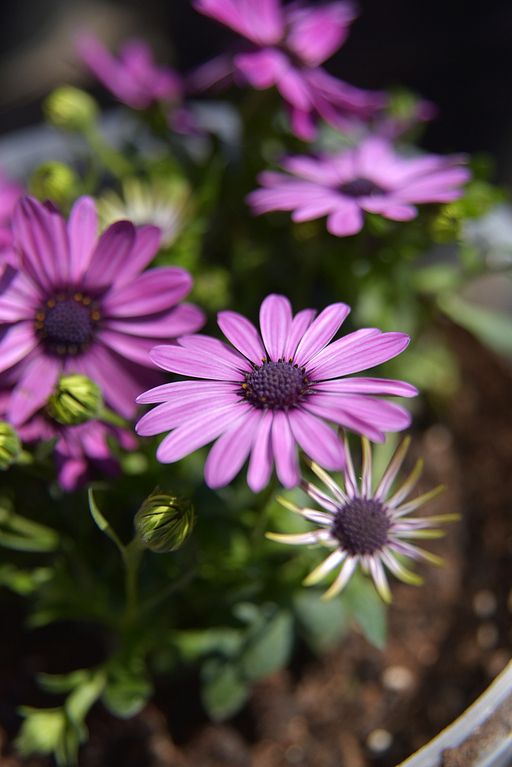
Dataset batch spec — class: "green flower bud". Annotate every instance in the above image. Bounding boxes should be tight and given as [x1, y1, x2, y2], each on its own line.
[430, 201, 463, 243]
[29, 162, 78, 206]
[46, 374, 103, 425]
[42, 86, 99, 132]
[134, 490, 195, 553]
[0, 422, 21, 469]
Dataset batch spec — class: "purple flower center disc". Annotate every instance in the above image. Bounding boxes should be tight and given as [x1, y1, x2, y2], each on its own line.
[339, 178, 385, 197]
[240, 360, 311, 410]
[332, 498, 390, 555]
[36, 293, 100, 356]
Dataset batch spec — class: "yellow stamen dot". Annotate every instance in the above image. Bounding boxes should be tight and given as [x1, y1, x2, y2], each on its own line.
[57, 293, 66, 301]
[36, 312, 45, 321]
[47, 299, 55, 307]
[74, 293, 83, 301]
[82, 297, 91, 305]
[91, 311, 100, 321]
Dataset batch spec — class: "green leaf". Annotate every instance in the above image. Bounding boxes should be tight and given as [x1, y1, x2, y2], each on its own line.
[293, 589, 350, 652]
[438, 293, 512, 356]
[38, 669, 91, 694]
[16, 707, 67, 757]
[173, 627, 243, 662]
[201, 658, 250, 721]
[64, 669, 106, 724]
[0, 504, 59, 551]
[0, 564, 53, 595]
[344, 572, 388, 650]
[240, 608, 293, 681]
[102, 660, 153, 719]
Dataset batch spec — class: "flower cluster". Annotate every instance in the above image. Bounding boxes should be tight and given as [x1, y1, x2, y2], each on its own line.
[192, 0, 386, 140]
[136, 294, 416, 491]
[0, 195, 204, 489]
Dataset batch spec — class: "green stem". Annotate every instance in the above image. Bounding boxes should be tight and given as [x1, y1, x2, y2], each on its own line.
[121, 538, 144, 627]
[83, 125, 133, 178]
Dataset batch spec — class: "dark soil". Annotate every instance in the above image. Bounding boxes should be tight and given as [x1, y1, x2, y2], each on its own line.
[2, 320, 512, 767]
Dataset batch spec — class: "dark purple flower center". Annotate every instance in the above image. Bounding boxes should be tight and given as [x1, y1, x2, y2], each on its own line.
[35, 293, 100, 356]
[331, 498, 390, 556]
[339, 178, 385, 198]
[239, 360, 312, 410]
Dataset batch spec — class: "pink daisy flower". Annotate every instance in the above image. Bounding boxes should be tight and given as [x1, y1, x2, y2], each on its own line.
[0, 195, 205, 426]
[191, 0, 385, 141]
[75, 32, 183, 110]
[136, 294, 417, 492]
[246, 135, 471, 236]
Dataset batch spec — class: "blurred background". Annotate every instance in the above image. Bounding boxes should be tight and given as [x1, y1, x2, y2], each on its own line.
[1, 0, 512, 174]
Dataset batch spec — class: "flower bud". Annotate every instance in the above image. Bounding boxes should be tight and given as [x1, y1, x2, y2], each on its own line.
[29, 162, 78, 206]
[0, 422, 21, 469]
[134, 490, 195, 553]
[46, 374, 103, 425]
[42, 86, 98, 132]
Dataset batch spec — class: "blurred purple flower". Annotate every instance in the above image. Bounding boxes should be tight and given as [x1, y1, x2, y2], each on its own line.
[247, 135, 471, 236]
[75, 32, 183, 109]
[18, 409, 137, 492]
[0, 195, 205, 426]
[136, 294, 416, 492]
[191, 0, 386, 141]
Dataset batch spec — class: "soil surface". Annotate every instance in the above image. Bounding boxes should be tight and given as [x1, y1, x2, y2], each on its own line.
[2, 320, 512, 767]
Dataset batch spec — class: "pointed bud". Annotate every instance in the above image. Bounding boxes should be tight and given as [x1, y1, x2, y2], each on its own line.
[134, 490, 195, 553]
[46, 374, 103, 425]
[0, 422, 21, 469]
[43, 86, 98, 132]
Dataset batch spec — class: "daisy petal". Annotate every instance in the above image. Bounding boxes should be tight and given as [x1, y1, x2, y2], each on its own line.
[294, 302, 350, 366]
[136, 379, 234, 404]
[321, 556, 358, 600]
[289, 409, 344, 471]
[272, 410, 300, 488]
[310, 331, 410, 379]
[218, 309, 266, 364]
[205, 408, 262, 487]
[303, 548, 347, 585]
[247, 410, 274, 492]
[67, 196, 98, 283]
[259, 293, 292, 361]
[102, 267, 193, 316]
[0, 323, 39, 372]
[156, 403, 246, 463]
[8, 353, 60, 425]
[283, 308, 317, 361]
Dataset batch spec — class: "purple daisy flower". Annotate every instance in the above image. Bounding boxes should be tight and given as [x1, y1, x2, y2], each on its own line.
[136, 294, 417, 492]
[191, 0, 385, 141]
[75, 32, 183, 110]
[246, 135, 471, 236]
[0, 195, 205, 426]
[267, 435, 459, 602]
